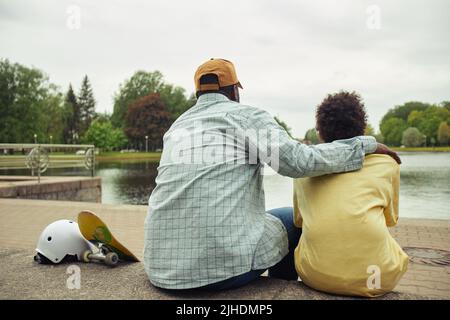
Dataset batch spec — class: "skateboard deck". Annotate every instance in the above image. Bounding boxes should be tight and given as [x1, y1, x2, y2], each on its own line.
[78, 210, 139, 262]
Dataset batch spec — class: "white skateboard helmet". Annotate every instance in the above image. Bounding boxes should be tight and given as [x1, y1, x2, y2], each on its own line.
[34, 219, 91, 264]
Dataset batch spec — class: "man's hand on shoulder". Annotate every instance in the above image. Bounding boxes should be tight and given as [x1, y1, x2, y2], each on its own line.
[373, 143, 401, 164]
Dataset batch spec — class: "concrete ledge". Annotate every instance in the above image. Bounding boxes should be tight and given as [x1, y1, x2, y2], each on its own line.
[0, 249, 428, 300]
[0, 176, 101, 202]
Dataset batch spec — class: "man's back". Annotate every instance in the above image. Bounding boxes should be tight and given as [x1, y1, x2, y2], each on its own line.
[144, 93, 288, 289]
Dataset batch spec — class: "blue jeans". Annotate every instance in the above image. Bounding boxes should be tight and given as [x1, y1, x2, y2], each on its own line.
[201, 207, 302, 291]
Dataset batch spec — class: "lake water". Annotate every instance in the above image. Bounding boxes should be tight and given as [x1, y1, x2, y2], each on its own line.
[2, 152, 449, 220]
[263, 152, 450, 220]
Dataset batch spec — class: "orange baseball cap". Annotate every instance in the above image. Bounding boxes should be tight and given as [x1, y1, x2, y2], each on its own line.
[194, 58, 243, 91]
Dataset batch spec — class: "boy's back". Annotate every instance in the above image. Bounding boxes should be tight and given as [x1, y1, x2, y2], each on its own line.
[293, 154, 408, 297]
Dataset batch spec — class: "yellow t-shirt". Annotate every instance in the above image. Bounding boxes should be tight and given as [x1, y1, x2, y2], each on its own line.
[293, 154, 408, 297]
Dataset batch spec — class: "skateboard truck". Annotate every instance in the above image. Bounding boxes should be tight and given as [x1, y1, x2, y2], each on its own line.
[78, 210, 139, 264]
[82, 243, 119, 267]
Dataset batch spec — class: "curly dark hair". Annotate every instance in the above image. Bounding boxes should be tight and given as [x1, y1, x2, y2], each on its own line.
[315, 91, 367, 143]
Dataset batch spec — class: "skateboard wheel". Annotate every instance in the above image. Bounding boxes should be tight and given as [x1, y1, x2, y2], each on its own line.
[82, 250, 92, 263]
[105, 252, 119, 266]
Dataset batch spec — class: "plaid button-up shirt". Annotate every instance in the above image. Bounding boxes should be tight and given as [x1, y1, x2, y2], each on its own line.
[144, 93, 377, 289]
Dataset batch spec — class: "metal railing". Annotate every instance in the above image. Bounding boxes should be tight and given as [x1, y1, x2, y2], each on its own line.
[0, 143, 96, 183]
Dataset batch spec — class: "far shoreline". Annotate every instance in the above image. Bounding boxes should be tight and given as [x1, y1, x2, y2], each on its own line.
[97, 147, 450, 158]
[391, 146, 450, 152]
[1, 146, 449, 167]
[96, 151, 162, 162]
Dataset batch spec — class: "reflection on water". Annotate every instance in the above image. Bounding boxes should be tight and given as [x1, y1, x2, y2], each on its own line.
[1, 153, 449, 220]
[98, 161, 158, 205]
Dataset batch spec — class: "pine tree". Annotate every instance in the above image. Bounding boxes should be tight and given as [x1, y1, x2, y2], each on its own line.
[63, 84, 81, 144]
[78, 75, 96, 134]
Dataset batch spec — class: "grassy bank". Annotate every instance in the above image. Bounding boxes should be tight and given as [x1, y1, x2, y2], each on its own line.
[0, 151, 162, 167]
[96, 151, 161, 161]
[391, 146, 450, 152]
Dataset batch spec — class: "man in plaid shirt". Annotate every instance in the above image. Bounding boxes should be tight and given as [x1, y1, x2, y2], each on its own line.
[144, 58, 400, 290]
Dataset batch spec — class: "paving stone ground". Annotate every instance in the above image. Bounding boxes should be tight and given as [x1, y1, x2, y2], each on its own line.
[0, 198, 449, 300]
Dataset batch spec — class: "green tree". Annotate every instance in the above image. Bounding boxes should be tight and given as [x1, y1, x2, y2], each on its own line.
[304, 128, 319, 144]
[373, 132, 384, 143]
[430, 137, 436, 146]
[381, 101, 430, 123]
[78, 75, 96, 135]
[441, 101, 450, 112]
[81, 119, 127, 151]
[380, 117, 408, 146]
[93, 112, 111, 123]
[364, 123, 375, 136]
[412, 106, 450, 144]
[124, 93, 172, 150]
[401, 127, 425, 147]
[160, 85, 197, 120]
[380, 101, 450, 146]
[0, 59, 64, 143]
[40, 89, 65, 143]
[407, 110, 423, 128]
[112, 71, 194, 128]
[274, 116, 293, 138]
[437, 121, 450, 146]
[380, 101, 429, 146]
[62, 84, 81, 144]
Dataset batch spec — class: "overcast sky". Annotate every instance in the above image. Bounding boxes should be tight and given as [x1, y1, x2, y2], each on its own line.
[1, 0, 449, 137]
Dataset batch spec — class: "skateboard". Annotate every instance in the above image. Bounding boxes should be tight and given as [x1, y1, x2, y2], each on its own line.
[77, 210, 139, 267]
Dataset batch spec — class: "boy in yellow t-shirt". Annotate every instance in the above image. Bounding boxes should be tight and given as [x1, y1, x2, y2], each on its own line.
[293, 91, 408, 297]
